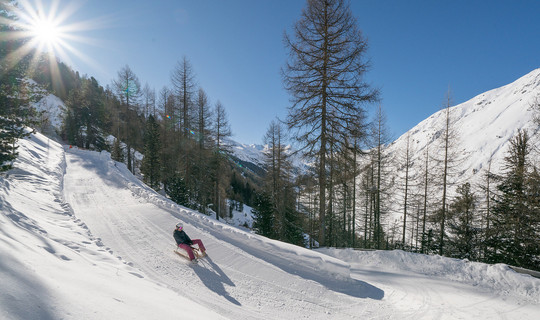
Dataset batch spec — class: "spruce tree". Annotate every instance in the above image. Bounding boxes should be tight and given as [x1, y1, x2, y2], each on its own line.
[447, 183, 479, 260]
[111, 138, 124, 163]
[252, 191, 276, 238]
[63, 77, 107, 150]
[141, 115, 161, 190]
[165, 174, 190, 207]
[487, 130, 540, 270]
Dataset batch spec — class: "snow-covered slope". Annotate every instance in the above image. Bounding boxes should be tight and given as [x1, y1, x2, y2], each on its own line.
[0, 132, 220, 319]
[384, 68, 540, 221]
[395, 67, 539, 180]
[1, 131, 539, 319]
[227, 139, 266, 168]
[227, 138, 308, 176]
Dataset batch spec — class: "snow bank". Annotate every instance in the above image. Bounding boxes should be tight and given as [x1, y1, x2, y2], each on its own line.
[320, 248, 540, 303]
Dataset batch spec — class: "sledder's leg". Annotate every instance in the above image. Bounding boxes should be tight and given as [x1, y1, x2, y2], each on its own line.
[178, 244, 196, 260]
[192, 239, 206, 254]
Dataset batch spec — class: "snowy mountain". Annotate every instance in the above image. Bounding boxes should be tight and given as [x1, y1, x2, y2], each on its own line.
[1, 130, 539, 319]
[226, 138, 309, 178]
[383, 68, 540, 222]
[392, 67, 539, 176]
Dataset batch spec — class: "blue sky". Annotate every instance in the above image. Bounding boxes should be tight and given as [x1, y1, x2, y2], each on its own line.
[24, 0, 540, 144]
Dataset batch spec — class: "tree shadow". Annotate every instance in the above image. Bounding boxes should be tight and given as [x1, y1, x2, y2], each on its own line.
[0, 188, 65, 319]
[65, 151, 127, 190]
[207, 231, 384, 300]
[190, 256, 241, 306]
[0, 257, 57, 320]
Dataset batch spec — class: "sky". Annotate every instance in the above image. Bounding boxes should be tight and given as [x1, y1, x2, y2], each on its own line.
[17, 0, 540, 145]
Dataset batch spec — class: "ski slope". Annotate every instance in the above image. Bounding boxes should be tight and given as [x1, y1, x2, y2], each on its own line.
[1, 132, 540, 319]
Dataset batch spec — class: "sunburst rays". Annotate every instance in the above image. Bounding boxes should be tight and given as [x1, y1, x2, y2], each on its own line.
[1, 0, 105, 92]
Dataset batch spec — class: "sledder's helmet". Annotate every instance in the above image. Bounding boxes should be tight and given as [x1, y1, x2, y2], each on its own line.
[176, 223, 183, 231]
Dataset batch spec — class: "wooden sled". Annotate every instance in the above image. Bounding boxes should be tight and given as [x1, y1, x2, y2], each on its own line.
[173, 245, 206, 262]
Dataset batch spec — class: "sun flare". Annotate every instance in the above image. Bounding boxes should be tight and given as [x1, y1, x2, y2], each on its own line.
[2, 0, 107, 83]
[30, 16, 62, 47]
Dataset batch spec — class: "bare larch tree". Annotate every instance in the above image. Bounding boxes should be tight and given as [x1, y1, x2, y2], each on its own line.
[283, 0, 378, 245]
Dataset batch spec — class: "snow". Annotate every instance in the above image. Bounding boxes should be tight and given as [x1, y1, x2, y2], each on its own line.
[383, 68, 540, 226]
[34, 93, 66, 130]
[226, 138, 309, 175]
[1, 133, 220, 320]
[224, 201, 255, 229]
[1, 131, 539, 319]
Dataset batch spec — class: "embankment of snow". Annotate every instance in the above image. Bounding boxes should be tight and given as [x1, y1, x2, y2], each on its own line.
[319, 248, 540, 304]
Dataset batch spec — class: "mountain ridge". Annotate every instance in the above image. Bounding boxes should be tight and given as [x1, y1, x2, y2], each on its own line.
[381, 68, 540, 231]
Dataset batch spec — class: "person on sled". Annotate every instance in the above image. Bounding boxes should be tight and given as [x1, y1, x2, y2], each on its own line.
[173, 223, 206, 260]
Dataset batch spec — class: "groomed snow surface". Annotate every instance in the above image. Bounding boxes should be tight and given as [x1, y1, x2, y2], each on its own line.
[1, 132, 539, 319]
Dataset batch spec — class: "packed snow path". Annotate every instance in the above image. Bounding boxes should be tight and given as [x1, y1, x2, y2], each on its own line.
[62, 148, 383, 319]
[62, 147, 540, 319]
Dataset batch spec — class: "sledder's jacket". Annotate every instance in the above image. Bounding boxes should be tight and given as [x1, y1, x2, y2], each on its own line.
[173, 229, 193, 245]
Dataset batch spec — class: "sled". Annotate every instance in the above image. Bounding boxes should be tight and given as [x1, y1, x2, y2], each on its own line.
[173, 245, 206, 262]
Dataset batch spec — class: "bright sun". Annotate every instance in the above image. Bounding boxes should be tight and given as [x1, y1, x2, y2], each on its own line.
[5, 0, 102, 82]
[31, 17, 61, 46]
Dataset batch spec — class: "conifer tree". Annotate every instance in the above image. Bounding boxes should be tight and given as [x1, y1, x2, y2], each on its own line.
[111, 138, 124, 163]
[193, 88, 214, 213]
[252, 191, 275, 238]
[368, 105, 392, 249]
[262, 119, 305, 245]
[113, 65, 141, 172]
[141, 115, 161, 190]
[165, 174, 190, 207]
[212, 101, 232, 220]
[433, 91, 463, 256]
[63, 77, 107, 150]
[170, 57, 197, 196]
[142, 83, 156, 118]
[283, 0, 378, 245]
[420, 146, 433, 254]
[171, 56, 196, 136]
[487, 130, 540, 270]
[0, 1, 38, 170]
[447, 183, 479, 260]
[400, 133, 413, 246]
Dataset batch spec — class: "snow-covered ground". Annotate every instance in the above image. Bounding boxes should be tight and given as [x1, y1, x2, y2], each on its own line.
[1, 132, 539, 319]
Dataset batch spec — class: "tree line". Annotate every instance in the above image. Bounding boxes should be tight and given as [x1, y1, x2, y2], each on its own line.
[278, 0, 539, 271]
